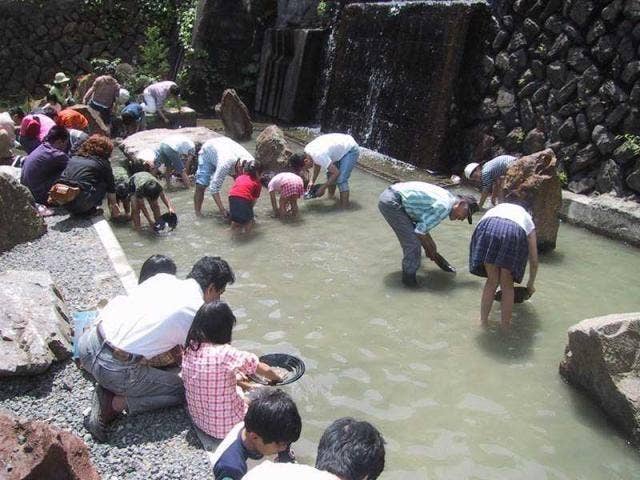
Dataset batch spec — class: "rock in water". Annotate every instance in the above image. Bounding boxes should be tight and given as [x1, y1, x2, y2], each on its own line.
[503, 148, 562, 252]
[0, 172, 46, 253]
[255, 125, 292, 172]
[215, 89, 253, 141]
[144, 107, 197, 130]
[0, 412, 100, 479]
[559, 313, 640, 446]
[0, 271, 72, 377]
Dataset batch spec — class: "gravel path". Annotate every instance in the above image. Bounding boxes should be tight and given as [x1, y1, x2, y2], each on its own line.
[0, 214, 211, 479]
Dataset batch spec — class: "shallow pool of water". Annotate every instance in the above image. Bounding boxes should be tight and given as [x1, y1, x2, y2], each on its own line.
[112, 144, 640, 479]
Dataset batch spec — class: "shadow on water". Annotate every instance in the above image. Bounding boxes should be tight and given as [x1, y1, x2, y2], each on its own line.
[302, 199, 363, 215]
[474, 303, 541, 361]
[382, 270, 480, 293]
[539, 249, 565, 265]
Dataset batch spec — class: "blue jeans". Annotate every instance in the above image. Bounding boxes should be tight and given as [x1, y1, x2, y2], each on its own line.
[327, 146, 359, 192]
[156, 143, 185, 173]
[78, 327, 185, 414]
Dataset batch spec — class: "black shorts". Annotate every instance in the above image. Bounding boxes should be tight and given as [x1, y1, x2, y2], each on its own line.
[229, 196, 254, 225]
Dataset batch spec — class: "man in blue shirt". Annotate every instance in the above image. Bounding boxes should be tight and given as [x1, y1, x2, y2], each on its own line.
[378, 182, 478, 287]
[464, 155, 517, 208]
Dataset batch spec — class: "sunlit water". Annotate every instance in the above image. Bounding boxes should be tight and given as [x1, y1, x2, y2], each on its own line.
[111, 139, 640, 479]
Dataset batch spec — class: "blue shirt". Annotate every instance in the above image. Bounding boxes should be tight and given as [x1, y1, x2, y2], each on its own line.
[391, 182, 456, 235]
[121, 103, 144, 122]
[481, 155, 516, 192]
[213, 427, 263, 480]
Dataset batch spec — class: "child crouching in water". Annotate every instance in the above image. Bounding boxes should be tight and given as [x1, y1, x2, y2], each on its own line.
[261, 170, 304, 219]
[228, 160, 263, 234]
[182, 301, 284, 441]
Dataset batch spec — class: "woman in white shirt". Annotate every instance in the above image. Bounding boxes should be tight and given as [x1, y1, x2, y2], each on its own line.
[469, 202, 538, 329]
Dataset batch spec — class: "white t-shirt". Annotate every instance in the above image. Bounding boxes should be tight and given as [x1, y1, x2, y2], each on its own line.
[304, 133, 358, 169]
[268, 172, 303, 192]
[99, 274, 203, 358]
[243, 461, 339, 480]
[480, 203, 535, 234]
[162, 134, 195, 156]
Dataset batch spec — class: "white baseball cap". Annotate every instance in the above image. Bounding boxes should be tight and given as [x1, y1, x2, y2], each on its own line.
[464, 162, 480, 179]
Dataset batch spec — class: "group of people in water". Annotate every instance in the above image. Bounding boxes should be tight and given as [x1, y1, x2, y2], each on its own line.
[1, 70, 543, 479]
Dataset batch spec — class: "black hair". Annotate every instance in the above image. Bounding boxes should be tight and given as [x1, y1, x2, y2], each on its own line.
[115, 181, 130, 201]
[137, 179, 162, 201]
[46, 93, 60, 104]
[260, 171, 275, 189]
[9, 106, 25, 119]
[187, 256, 235, 293]
[242, 159, 263, 179]
[185, 300, 236, 349]
[244, 389, 302, 444]
[44, 125, 70, 144]
[169, 84, 181, 96]
[42, 106, 58, 119]
[288, 152, 306, 172]
[138, 254, 177, 284]
[316, 418, 386, 480]
[121, 111, 136, 125]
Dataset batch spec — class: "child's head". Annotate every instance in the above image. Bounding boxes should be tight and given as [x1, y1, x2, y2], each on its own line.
[315, 417, 386, 480]
[244, 389, 302, 456]
[185, 300, 236, 349]
[242, 159, 263, 179]
[137, 179, 163, 201]
[260, 171, 275, 189]
[138, 254, 177, 284]
[288, 152, 306, 173]
[115, 181, 130, 202]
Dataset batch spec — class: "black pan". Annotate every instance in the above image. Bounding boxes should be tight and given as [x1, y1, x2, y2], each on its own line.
[495, 286, 531, 303]
[248, 353, 306, 386]
[433, 253, 456, 273]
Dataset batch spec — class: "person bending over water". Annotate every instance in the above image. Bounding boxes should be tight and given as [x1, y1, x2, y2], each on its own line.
[228, 160, 263, 234]
[138, 254, 177, 284]
[261, 170, 304, 219]
[128, 171, 175, 230]
[469, 202, 538, 329]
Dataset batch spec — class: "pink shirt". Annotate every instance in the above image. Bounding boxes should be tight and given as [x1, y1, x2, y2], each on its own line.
[183, 343, 259, 439]
[146, 81, 177, 109]
[20, 114, 55, 141]
[268, 172, 304, 198]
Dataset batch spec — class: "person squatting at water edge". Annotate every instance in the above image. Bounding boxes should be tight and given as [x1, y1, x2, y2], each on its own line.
[464, 154, 517, 208]
[193, 136, 255, 218]
[211, 389, 301, 480]
[469, 202, 538, 329]
[78, 256, 235, 442]
[127, 171, 175, 231]
[243, 417, 386, 480]
[301, 133, 360, 208]
[378, 181, 479, 287]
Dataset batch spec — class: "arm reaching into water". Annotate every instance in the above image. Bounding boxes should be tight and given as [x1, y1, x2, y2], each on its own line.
[527, 230, 538, 296]
[255, 362, 283, 384]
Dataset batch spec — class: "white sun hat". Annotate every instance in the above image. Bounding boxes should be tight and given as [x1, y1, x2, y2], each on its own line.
[464, 162, 480, 179]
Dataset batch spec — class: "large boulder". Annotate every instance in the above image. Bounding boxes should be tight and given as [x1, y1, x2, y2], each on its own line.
[254, 125, 292, 172]
[0, 271, 72, 377]
[144, 107, 198, 130]
[215, 89, 253, 141]
[0, 172, 46, 253]
[119, 127, 221, 174]
[559, 313, 640, 446]
[68, 104, 109, 136]
[0, 412, 100, 479]
[503, 149, 562, 252]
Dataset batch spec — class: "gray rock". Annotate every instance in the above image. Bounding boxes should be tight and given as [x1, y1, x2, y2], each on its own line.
[631, 81, 640, 105]
[627, 159, 640, 192]
[502, 15, 514, 31]
[532, 84, 550, 104]
[568, 175, 596, 193]
[557, 78, 578, 103]
[582, 65, 603, 91]
[547, 114, 563, 141]
[567, 47, 592, 73]
[517, 80, 539, 98]
[531, 60, 545, 80]
[509, 49, 528, 71]
[492, 120, 508, 139]
[623, 0, 640, 20]
[481, 55, 495, 77]
[479, 97, 499, 119]
[507, 32, 528, 52]
[592, 124, 617, 154]
[544, 15, 564, 34]
[576, 113, 591, 142]
[523, 19, 540, 41]
[617, 36, 635, 63]
[591, 35, 617, 65]
[602, 0, 623, 21]
[548, 33, 570, 59]
[496, 88, 516, 113]
[613, 141, 640, 166]
[254, 125, 292, 172]
[596, 159, 625, 194]
[622, 61, 640, 84]
[572, 143, 601, 173]
[569, 0, 595, 26]
[505, 127, 525, 151]
[563, 24, 584, 43]
[559, 117, 577, 141]
[599, 80, 628, 103]
[495, 51, 510, 72]
[623, 110, 640, 132]
[215, 89, 253, 141]
[558, 103, 579, 118]
[586, 97, 607, 123]
[520, 99, 536, 131]
[559, 142, 580, 163]
[0, 271, 72, 377]
[547, 61, 566, 89]
[559, 313, 640, 446]
[633, 21, 640, 40]
[0, 173, 46, 253]
[523, 128, 546, 154]
[586, 20, 606, 45]
[493, 30, 509, 51]
[605, 104, 630, 128]
[540, 0, 562, 20]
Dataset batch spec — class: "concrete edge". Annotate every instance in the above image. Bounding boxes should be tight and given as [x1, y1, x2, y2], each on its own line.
[91, 217, 137, 294]
[559, 191, 640, 248]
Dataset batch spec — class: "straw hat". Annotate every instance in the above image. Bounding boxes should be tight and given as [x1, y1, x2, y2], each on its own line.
[53, 72, 71, 84]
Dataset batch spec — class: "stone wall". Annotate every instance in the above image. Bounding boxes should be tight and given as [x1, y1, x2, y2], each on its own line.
[0, 0, 177, 100]
[470, 0, 640, 197]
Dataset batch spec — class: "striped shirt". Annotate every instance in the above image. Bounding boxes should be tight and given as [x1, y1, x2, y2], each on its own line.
[481, 155, 516, 192]
[204, 138, 254, 195]
[391, 182, 456, 235]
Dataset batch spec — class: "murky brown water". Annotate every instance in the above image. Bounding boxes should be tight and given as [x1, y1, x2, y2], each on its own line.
[111, 135, 640, 479]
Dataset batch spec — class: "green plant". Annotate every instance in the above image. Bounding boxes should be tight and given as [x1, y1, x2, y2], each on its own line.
[139, 26, 170, 79]
[558, 170, 568, 187]
[90, 57, 122, 75]
[178, 0, 198, 53]
[616, 134, 640, 156]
